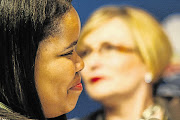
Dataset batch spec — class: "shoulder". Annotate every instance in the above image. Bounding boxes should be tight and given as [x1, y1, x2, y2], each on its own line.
[155, 97, 179, 120]
[163, 97, 180, 120]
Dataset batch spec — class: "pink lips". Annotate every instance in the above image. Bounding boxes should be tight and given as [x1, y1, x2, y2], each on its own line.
[70, 74, 83, 91]
[70, 83, 83, 90]
[91, 77, 104, 83]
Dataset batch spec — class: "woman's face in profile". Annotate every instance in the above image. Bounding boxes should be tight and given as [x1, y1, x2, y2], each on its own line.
[79, 18, 147, 101]
[34, 7, 84, 118]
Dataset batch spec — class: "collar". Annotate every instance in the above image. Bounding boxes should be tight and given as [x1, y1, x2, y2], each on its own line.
[0, 102, 13, 112]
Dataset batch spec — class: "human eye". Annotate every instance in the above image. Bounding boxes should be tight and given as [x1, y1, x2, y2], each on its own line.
[104, 44, 115, 50]
[60, 50, 74, 57]
[78, 49, 91, 58]
[101, 44, 116, 51]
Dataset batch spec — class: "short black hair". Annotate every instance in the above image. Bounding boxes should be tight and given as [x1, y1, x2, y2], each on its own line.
[0, 0, 72, 119]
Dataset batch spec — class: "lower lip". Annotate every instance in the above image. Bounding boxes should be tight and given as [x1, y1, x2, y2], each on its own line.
[70, 83, 83, 90]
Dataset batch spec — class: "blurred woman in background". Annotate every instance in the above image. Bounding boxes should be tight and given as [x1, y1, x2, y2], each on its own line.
[0, 0, 84, 119]
[76, 6, 172, 120]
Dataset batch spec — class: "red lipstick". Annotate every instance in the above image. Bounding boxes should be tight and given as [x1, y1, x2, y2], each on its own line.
[91, 77, 104, 83]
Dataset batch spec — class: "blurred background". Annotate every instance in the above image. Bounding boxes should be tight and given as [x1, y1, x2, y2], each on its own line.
[67, 0, 180, 119]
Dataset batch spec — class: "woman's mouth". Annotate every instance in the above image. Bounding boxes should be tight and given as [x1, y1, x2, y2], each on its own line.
[90, 77, 104, 83]
[70, 74, 83, 90]
[70, 83, 83, 90]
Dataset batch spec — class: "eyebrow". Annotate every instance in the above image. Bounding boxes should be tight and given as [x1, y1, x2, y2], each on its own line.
[65, 40, 78, 50]
[100, 42, 135, 52]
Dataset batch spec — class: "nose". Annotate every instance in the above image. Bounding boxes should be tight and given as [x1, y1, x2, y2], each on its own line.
[75, 52, 84, 72]
[86, 53, 101, 71]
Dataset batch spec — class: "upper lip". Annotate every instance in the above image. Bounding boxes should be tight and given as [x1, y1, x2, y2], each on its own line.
[70, 73, 81, 88]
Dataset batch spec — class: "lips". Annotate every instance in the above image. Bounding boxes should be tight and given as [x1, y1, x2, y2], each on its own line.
[90, 77, 104, 83]
[70, 83, 83, 90]
[70, 74, 83, 90]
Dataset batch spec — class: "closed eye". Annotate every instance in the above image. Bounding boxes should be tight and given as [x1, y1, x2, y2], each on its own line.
[104, 44, 116, 50]
[60, 50, 74, 57]
[100, 43, 117, 51]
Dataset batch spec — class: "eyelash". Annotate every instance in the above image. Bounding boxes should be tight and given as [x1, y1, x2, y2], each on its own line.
[60, 50, 74, 57]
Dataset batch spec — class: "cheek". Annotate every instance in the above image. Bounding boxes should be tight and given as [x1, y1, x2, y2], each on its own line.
[34, 57, 75, 113]
[47, 59, 75, 84]
[36, 58, 75, 89]
[100, 52, 146, 91]
[109, 54, 146, 89]
[106, 53, 144, 76]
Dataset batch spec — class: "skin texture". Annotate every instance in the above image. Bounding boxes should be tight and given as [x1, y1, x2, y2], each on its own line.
[81, 18, 148, 100]
[34, 7, 84, 118]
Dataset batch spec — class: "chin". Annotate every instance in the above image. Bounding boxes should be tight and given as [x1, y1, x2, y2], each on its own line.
[43, 97, 79, 118]
[65, 93, 81, 113]
[87, 90, 111, 102]
[44, 103, 77, 119]
[44, 110, 64, 119]
[64, 102, 77, 113]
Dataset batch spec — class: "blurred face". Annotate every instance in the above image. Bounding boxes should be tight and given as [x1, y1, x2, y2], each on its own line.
[34, 7, 84, 118]
[78, 18, 147, 101]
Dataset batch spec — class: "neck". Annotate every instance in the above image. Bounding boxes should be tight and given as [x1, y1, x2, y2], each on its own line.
[102, 83, 153, 120]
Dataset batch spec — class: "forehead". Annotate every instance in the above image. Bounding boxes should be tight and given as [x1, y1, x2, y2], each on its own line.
[83, 17, 135, 48]
[38, 7, 80, 53]
[60, 7, 81, 42]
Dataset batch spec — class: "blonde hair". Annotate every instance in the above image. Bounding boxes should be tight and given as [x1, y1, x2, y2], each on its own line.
[77, 6, 172, 82]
